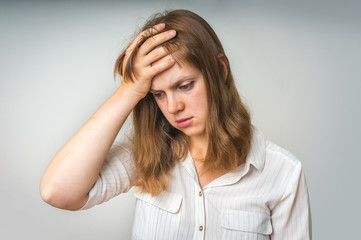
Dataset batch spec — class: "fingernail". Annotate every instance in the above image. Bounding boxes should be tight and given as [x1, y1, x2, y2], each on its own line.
[157, 23, 165, 29]
[170, 58, 175, 63]
[169, 30, 176, 36]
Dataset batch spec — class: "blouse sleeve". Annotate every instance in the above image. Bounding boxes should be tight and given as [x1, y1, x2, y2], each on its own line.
[270, 161, 312, 239]
[79, 143, 138, 210]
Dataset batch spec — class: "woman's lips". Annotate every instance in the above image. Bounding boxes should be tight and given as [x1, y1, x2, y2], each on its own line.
[176, 117, 193, 128]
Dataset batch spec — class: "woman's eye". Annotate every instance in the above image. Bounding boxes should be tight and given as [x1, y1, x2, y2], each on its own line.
[179, 82, 193, 90]
[153, 92, 164, 98]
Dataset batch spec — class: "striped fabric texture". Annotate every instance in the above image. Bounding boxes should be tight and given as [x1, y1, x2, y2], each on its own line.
[80, 128, 312, 240]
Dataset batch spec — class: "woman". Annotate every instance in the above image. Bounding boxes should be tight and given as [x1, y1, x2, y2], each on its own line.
[40, 9, 311, 240]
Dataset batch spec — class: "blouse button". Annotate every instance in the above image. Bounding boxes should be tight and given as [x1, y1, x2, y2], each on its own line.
[199, 225, 203, 231]
[198, 191, 202, 197]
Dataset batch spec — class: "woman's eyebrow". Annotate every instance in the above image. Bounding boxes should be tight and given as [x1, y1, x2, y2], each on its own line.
[150, 75, 195, 92]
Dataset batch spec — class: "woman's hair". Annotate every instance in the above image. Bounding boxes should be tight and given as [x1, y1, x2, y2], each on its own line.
[114, 9, 253, 196]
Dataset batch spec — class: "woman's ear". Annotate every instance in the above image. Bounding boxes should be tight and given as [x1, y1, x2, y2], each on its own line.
[217, 53, 229, 82]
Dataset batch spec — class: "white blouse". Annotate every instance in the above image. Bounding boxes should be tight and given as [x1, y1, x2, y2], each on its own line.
[80, 128, 312, 240]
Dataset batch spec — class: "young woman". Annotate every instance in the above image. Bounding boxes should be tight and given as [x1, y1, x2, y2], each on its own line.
[40, 9, 311, 240]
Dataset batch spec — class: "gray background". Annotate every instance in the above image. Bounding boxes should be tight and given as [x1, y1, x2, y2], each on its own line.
[1, 0, 360, 239]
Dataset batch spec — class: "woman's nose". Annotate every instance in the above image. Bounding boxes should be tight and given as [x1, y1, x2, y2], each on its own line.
[167, 94, 184, 114]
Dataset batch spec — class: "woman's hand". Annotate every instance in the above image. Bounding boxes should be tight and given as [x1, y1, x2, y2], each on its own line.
[120, 23, 176, 99]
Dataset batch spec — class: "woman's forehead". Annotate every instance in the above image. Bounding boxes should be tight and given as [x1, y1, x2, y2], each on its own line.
[150, 63, 201, 91]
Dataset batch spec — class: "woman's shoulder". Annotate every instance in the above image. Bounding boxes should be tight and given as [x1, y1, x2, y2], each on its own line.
[251, 126, 302, 175]
[261, 137, 306, 199]
[265, 140, 301, 168]
[250, 127, 301, 170]
[262, 138, 305, 189]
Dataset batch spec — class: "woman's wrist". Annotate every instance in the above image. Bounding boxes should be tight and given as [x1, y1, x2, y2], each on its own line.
[117, 81, 149, 103]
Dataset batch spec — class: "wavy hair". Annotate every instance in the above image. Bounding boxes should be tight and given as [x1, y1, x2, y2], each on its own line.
[114, 9, 253, 196]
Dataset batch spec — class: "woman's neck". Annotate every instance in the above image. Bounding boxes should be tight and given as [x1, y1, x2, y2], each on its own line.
[189, 136, 208, 161]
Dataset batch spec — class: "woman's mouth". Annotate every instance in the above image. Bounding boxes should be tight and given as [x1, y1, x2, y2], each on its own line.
[176, 117, 193, 128]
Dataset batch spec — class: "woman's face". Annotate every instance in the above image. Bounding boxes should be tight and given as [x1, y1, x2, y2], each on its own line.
[150, 62, 209, 142]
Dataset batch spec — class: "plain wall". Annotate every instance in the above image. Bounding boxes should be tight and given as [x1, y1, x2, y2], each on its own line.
[0, 0, 360, 239]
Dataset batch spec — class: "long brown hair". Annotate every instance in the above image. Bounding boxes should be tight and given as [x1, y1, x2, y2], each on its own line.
[114, 9, 253, 196]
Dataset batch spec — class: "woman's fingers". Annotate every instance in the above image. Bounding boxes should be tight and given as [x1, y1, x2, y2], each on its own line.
[142, 46, 169, 67]
[149, 55, 175, 76]
[124, 23, 175, 70]
[128, 23, 165, 52]
[138, 30, 176, 56]
[136, 29, 177, 69]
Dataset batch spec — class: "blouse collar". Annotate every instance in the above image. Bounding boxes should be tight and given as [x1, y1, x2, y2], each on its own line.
[180, 126, 267, 190]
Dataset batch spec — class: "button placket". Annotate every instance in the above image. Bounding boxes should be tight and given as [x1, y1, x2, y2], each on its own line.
[194, 187, 205, 239]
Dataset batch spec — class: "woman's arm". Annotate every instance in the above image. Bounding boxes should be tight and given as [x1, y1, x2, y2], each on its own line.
[40, 23, 176, 210]
[270, 162, 312, 239]
[40, 86, 138, 210]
